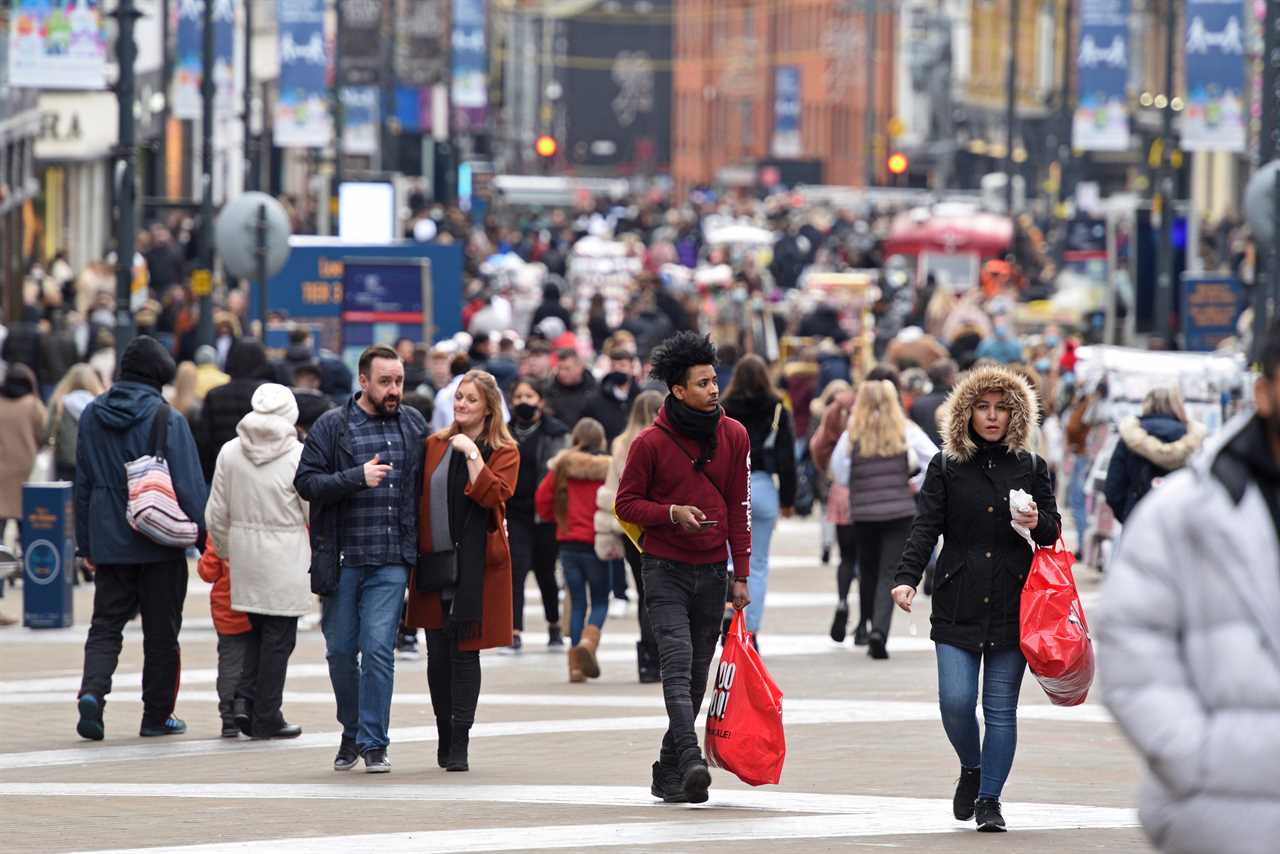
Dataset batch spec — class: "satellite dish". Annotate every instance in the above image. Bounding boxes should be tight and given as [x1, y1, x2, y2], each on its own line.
[216, 192, 292, 281]
[1244, 160, 1280, 248]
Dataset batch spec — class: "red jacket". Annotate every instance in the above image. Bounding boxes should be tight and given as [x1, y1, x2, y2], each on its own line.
[615, 405, 752, 577]
[535, 449, 611, 544]
[196, 544, 251, 636]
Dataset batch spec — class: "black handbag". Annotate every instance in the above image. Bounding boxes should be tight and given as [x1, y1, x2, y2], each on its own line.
[415, 549, 459, 593]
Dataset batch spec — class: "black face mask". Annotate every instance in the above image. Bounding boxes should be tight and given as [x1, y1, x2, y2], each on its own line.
[513, 402, 540, 424]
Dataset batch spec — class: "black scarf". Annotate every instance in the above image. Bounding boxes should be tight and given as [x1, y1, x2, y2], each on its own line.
[445, 443, 492, 640]
[664, 395, 721, 470]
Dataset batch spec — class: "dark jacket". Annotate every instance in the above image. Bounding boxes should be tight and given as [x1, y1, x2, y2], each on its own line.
[74, 382, 208, 565]
[293, 395, 428, 595]
[274, 343, 314, 386]
[909, 390, 949, 447]
[722, 394, 797, 509]
[1104, 414, 1206, 524]
[510, 415, 569, 519]
[580, 375, 640, 444]
[894, 365, 1061, 652]
[545, 373, 598, 428]
[199, 340, 269, 480]
[848, 451, 915, 522]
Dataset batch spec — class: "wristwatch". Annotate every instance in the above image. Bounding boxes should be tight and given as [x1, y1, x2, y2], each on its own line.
[467, 450, 479, 461]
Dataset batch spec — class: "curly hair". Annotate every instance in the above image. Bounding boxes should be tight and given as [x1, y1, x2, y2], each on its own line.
[648, 331, 718, 389]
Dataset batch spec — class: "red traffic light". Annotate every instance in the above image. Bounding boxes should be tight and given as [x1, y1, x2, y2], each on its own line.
[535, 135, 558, 158]
[887, 152, 909, 175]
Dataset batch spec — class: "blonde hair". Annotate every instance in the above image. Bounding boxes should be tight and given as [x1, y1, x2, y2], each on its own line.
[439, 370, 516, 449]
[48, 363, 105, 424]
[613, 389, 663, 460]
[170, 362, 199, 414]
[846, 380, 908, 458]
[1141, 386, 1188, 423]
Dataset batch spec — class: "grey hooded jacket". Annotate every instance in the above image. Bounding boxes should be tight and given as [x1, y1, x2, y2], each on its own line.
[1099, 412, 1280, 854]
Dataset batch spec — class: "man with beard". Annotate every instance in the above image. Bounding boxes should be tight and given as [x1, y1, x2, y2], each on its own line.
[294, 345, 427, 773]
[1099, 320, 1280, 852]
[615, 332, 751, 805]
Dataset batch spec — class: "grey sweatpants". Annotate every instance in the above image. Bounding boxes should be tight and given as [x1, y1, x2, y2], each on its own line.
[216, 632, 251, 723]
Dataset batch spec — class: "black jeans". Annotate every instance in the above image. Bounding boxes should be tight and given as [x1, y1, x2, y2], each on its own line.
[236, 613, 299, 735]
[80, 559, 188, 726]
[624, 538, 656, 654]
[426, 626, 482, 742]
[508, 514, 560, 632]
[642, 556, 728, 765]
[835, 523, 858, 602]
[215, 631, 250, 725]
[853, 517, 913, 637]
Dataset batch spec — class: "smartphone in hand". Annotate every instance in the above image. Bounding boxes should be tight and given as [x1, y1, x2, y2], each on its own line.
[698, 519, 719, 527]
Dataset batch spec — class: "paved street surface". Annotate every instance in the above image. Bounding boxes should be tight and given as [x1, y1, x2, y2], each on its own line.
[0, 517, 1150, 853]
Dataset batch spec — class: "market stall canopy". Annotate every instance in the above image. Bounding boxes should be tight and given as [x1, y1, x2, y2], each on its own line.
[883, 207, 1013, 259]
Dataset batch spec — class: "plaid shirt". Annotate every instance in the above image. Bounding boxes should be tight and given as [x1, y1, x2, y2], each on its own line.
[341, 402, 409, 568]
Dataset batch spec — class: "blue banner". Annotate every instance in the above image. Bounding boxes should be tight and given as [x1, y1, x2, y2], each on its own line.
[341, 86, 379, 155]
[451, 0, 487, 131]
[1183, 0, 1246, 151]
[173, 0, 236, 120]
[1073, 0, 1130, 151]
[771, 66, 802, 158]
[275, 0, 330, 148]
[1181, 275, 1245, 351]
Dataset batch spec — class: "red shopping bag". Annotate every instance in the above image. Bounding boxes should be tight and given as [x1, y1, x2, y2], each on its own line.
[704, 610, 786, 786]
[1019, 539, 1095, 706]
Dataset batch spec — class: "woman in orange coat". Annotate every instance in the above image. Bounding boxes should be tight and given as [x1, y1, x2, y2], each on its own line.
[406, 370, 518, 773]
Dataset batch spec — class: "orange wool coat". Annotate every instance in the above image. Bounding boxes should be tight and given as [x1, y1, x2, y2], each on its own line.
[405, 435, 518, 651]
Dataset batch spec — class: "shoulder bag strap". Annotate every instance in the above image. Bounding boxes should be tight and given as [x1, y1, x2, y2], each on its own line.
[149, 403, 171, 460]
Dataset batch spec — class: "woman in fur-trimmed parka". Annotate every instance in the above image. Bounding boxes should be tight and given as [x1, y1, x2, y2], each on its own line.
[892, 365, 1061, 833]
[1103, 387, 1206, 524]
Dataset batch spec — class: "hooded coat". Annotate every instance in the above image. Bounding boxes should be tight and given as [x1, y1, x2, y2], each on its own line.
[894, 366, 1061, 652]
[1104, 414, 1206, 524]
[205, 384, 312, 617]
[74, 382, 208, 565]
[535, 448, 611, 544]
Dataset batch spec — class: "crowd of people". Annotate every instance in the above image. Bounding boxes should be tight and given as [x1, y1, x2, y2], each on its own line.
[0, 187, 1275, 846]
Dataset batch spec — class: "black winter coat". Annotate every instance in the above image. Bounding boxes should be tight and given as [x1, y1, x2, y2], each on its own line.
[895, 441, 1060, 652]
[199, 378, 263, 480]
[580, 377, 639, 444]
[722, 394, 797, 509]
[509, 415, 569, 519]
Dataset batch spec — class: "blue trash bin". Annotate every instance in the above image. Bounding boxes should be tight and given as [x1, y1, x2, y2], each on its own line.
[22, 483, 74, 629]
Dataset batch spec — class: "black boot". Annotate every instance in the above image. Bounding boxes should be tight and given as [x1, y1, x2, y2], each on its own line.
[853, 623, 870, 646]
[232, 697, 251, 737]
[679, 750, 711, 804]
[953, 767, 981, 820]
[435, 717, 452, 769]
[447, 725, 470, 772]
[650, 758, 688, 803]
[829, 601, 849, 643]
[974, 798, 1006, 832]
[867, 630, 889, 659]
[636, 641, 661, 684]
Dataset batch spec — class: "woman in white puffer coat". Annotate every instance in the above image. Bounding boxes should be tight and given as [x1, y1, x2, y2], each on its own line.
[205, 382, 311, 739]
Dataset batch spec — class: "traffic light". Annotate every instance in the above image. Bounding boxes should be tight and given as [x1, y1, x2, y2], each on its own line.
[887, 152, 909, 176]
[535, 135, 558, 159]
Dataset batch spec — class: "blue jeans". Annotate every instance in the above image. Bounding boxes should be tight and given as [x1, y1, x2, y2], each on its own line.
[1068, 455, 1090, 551]
[560, 546, 610, 646]
[321, 563, 409, 753]
[745, 470, 779, 634]
[936, 642, 1027, 800]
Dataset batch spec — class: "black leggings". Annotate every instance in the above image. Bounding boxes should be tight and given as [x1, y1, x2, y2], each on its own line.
[508, 514, 560, 632]
[853, 517, 913, 637]
[835, 524, 858, 603]
[426, 627, 481, 732]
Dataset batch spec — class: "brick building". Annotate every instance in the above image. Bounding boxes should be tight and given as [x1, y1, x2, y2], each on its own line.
[672, 0, 897, 194]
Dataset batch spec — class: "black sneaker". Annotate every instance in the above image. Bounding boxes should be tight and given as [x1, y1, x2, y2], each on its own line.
[220, 721, 241, 738]
[139, 716, 187, 737]
[396, 631, 420, 660]
[867, 631, 889, 660]
[363, 748, 391, 773]
[232, 698, 251, 737]
[829, 601, 849, 643]
[76, 694, 104, 741]
[953, 767, 981, 820]
[680, 755, 712, 804]
[975, 798, 1006, 832]
[547, 624, 564, 648]
[853, 624, 870, 646]
[333, 737, 359, 771]
[821, 545, 831, 565]
[650, 760, 688, 803]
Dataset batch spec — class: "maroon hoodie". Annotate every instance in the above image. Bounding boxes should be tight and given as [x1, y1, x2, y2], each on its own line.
[615, 405, 752, 578]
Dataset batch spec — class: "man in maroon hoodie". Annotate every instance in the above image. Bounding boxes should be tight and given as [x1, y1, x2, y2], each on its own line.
[616, 332, 751, 805]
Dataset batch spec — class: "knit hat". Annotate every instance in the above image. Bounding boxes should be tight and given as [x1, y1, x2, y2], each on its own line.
[119, 335, 176, 390]
[250, 382, 299, 426]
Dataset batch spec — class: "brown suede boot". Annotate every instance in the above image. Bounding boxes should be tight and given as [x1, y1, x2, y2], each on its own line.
[579, 625, 602, 679]
[568, 648, 586, 683]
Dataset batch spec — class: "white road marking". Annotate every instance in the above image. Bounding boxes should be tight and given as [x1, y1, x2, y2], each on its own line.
[20, 784, 1137, 853]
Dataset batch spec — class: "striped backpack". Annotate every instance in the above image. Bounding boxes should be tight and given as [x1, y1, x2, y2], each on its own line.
[124, 403, 199, 548]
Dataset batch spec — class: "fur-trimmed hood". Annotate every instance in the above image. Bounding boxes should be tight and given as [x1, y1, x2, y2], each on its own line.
[547, 448, 611, 481]
[1118, 415, 1206, 471]
[938, 365, 1039, 462]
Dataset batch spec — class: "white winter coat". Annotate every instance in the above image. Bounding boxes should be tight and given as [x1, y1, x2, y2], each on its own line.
[1098, 413, 1280, 854]
[205, 384, 312, 617]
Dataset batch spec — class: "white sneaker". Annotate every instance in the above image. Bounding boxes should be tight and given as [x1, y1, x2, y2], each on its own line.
[608, 598, 628, 618]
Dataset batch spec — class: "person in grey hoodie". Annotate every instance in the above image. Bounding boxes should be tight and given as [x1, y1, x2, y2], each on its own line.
[206, 383, 311, 739]
[1099, 321, 1280, 854]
